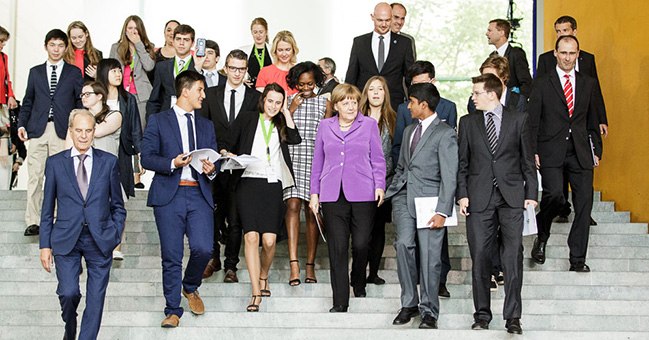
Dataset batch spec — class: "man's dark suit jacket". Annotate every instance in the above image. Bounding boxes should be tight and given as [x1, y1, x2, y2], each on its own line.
[528, 71, 602, 169]
[18, 62, 83, 139]
[456, 106, 537, 212]
[467, 88, 527, 114]
[146, 58, 196, 118]
[391, 97, 456, 171]
[491, 45, 533, 98]
[318, 78, 339, 96]
[345, 32, 414, 109]
[197, 84, 260, 148]
[536, 50, 607, 125]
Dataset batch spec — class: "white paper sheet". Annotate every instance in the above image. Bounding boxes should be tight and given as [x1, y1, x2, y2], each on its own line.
[414, 197, 458, 229]
[220, 155, 263, 171]
[187, 148, 223, 174]
[523, 203, 538, 236]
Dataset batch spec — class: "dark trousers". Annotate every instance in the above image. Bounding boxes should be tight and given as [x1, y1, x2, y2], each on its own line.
[440, 228, 451, 284]
[154, 186, 214, 318]
[210, 172, 241, 267]
[537, 140, 593, 264]
[367, 200, 391, 278]
[321, 191, 375, 308]
[466, 188, 524, 322]
[55, 226, 112, 340]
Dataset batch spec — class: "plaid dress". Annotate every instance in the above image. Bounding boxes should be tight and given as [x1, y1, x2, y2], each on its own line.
[283, 94, 327, 201]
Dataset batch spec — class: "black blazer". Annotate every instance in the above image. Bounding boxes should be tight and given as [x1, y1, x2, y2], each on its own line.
[467, 87, 527, 114]
[197, 84, 261, 148]
[492, 45, 533, 98]
[318, 78, 339, 96]
[536, 50, 607, 125]
[146, 57, 196, 118]
[345, 32, 414, 109]
[117, 92, 143, 197]
[81, 49, 103, 82]
[222, 110, 301, 188]
[528, 71, 602, 169]
[457, 106, 537, 212]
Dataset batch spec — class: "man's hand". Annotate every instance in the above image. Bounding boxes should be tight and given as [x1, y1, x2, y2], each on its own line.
[41, 248, 53, 273]
[201, 158, 215, 175]
[375, 188, 385, 207]
[459, 197, 470, 216]
[309, 194, 320, 214]
[600, 124, 608, 139]
[525, 200, 537, 209]
[535, 154, 540, 169]
[12, 162, 20, 172]
[18, 127, 28, 141]
[194, 55, 206, 73]
[7, 97, 18, 110]
[594, 155, 600, 167]
[427, 214, 446, 229]
[173, 153, 192, 168]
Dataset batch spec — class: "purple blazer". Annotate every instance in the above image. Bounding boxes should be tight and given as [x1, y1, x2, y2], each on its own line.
[310, 113, 386, 202]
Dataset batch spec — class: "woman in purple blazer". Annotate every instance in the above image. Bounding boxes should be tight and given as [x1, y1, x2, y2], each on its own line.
[309, 83, 386, 313]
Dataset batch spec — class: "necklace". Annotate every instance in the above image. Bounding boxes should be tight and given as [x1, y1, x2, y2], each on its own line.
[339, 120, 354, 128]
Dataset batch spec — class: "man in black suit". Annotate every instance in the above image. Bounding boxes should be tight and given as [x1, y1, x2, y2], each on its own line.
[486, 19, 532, 98]
[147, 24, 204, 117]
[201, 40, 227, 88]
[390, 3, 416, 60]
[529, 35, 603, 273]
[457, 73, 537, 334]
[536, 15, 607, 225]
[345, 2, 414, 110]
[317, 57, 339, 97]
[198, 49, 260, 283]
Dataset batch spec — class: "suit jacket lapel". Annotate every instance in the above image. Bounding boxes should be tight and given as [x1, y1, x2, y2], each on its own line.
[85, 148, 103, 200]
[64, 149, 84, 200]
[411, 116, 439, 160]
[494, 110, 512, 155]
[365, 34, 380, 74]
[474, 111, 493, 154]
[327, 117, 344, 140]
[166, 109, 184, 150]
[54, 64, 70, 96]
[550, 72, 568, 106]
[216, 87, 228, 125]
[574, 73, 587, 116]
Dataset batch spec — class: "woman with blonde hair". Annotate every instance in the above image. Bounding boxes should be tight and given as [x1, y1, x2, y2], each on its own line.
[255, 30, 298, 96]
[64, 21, 103, 82]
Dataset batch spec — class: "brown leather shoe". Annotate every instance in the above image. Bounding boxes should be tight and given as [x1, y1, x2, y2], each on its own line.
[161, 314, 179, 328]
[182, 288, 205, 315]
[224, 269, 238, 283]
[203, 258, 222, 278]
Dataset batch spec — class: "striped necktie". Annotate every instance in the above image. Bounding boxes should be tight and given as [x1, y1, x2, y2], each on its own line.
[49, 65, 58, 117]
[563, 74, 574, 117]
[486, 112, 498, 186]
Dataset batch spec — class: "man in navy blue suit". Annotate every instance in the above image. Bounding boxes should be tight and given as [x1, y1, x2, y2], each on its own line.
[18, 29, 83, 237]
[141, 70, 219, 328]
[40, 109, 126, 340]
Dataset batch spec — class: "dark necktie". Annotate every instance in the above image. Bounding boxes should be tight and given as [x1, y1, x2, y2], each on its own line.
[185, 113, 198, 180]
[229, 89, 236, 124]
[77, 154, 88, 200]
[409, 122, 422, 157]
[563, 74, 574, 117]
[378, 35, 385, 72]
[49, 65, 57, 118]
[486, 112, 498, 186]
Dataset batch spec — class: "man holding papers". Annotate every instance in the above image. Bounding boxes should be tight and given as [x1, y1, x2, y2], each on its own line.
[386, 82, 458, 329]
[457, 73, 537, 334]
[141, 70, 219, 328]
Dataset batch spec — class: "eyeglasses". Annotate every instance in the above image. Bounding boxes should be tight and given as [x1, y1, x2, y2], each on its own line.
[226, 66, 247, 74]
[471, 91, 489, 97]
[80, 92, 96, 98]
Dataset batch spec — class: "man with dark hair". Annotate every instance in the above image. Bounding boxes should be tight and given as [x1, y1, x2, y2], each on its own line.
[201, 40, 226, 88]
[486, 19, 532, 98]
[390, 3, 416, 59]
[536, 15, 607, 225]
[198, 49, 260, 282]
[387, 82, 458, 329]
[457, 73, 537, 334]
[317, 57, 339, 96]
[18, 28, 83, 236]
[345, 2, 414, 110]
[529, 35, 602, 273]
[142, 70, 219, 327]
[147, 24, 204, 116]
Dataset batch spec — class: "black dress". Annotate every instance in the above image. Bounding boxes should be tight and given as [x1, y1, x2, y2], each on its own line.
[247, 45, 272, 85]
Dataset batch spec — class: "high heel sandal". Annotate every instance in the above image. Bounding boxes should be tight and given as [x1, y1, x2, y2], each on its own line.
[305, 263, 318, 283]
[260, 277, 271, 297]
[247, 295, 261, 312]
[288, 259, 301, 286]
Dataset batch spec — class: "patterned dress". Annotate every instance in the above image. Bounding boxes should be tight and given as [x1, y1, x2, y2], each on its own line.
[283, 95, 327, 201]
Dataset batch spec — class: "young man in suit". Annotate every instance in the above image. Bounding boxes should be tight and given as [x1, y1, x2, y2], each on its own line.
[390, 3, 416, 60]
[201, 40, 227, 88]
[198, 49, 260, 282]
[317, 57, 339, 97]
[457, 73, 537, 334]
[40, 109, 126, 340]
[141, 70, 219, 327]
[529, 35, 602, 273]
[18, 29, 83, 236]
[387, 82, 458, 329]
[345, 2, 414, 110]
[486, 19, 532, 98]
[391, 60, 456, 298]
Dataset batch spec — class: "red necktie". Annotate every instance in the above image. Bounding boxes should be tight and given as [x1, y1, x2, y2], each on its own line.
[563, 74, 574, 117]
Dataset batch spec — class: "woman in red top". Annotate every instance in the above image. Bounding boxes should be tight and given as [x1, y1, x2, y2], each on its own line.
[63, 21, 103, 82]
[255, 30, 299, 96]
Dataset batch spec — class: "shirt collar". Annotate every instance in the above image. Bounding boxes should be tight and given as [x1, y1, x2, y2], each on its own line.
[175, 54, 192, 65]
[485, 103, 504, 120]
[373, 30, 392, 42]
[418, 112, 438, 131]
[556, 65, 576, 80]
[70, 146, 93, 159]
[225, 82, 244, 93]
[500, 87, 508, 106]
[46, 59, 64, 69]
[173, 104, 194, 117]
[496, 41, 509, 56]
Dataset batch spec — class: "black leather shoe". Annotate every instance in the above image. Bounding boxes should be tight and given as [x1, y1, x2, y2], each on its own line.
[353, 287, 366, 297]
[419, 314, 438, 329]
[531, 238, 546, 264]
[438, 283, 450, 298]
[393, 306, 419, 325]
[134, 182, 145, 189]
[590, 217, 598, 226]
[506, 318, 523, 334]
[329, 305, 348, 313]
[367, 275, 386, 285]
[554, 215, 570, 223]
[471, 320, 489, 330]
[569, 263, 591, 272]
[24, 224, 39, 236]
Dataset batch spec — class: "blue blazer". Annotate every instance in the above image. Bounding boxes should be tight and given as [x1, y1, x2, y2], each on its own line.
[392, 97, 457, 170]
[40, 148, 126, 257]
[18, 62, 83, 139]
[141, 108, 219, 208]
[146, 58, 196, 118]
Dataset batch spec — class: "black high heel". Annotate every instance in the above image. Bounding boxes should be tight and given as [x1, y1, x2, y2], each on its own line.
[247, 295, 261, 312]
[288, 259, 301, 286]
[305, 263, 317, 283]
[260, 277, 271, 297]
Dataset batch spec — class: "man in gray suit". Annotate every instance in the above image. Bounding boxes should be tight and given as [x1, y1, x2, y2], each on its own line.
[387, 82, 458, 329]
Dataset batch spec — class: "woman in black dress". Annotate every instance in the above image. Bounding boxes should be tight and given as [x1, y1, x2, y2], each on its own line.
[245, 17, 272, 85]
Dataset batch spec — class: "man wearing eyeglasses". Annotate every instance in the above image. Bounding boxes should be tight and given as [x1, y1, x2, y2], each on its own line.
[197, 49, 260, 282]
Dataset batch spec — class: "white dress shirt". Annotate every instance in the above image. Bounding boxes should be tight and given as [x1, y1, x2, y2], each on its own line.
[556, 65, 576, 101]
[409, 112, 437, 146]
[170, 105, 198, 181]
[224, 82, 245, 120]
[495, 42, 509, 57]
[46, 59, 64, 88]
[71, 146, 93, 186]
[372, 31, 392, 69]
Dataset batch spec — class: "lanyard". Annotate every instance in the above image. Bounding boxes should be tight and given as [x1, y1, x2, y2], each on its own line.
[128, 55, 136, 88]
[259, 113, 274, 164]
[254, 46, 265, 70]
[174, 56, 192, 76]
